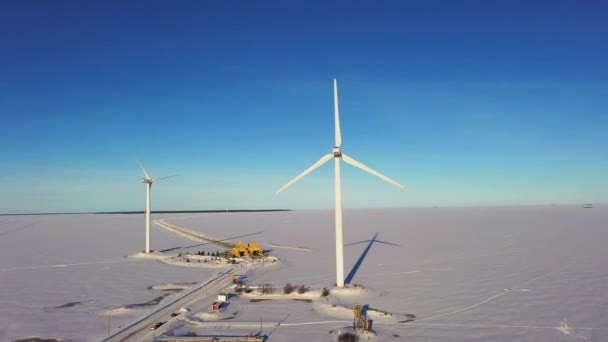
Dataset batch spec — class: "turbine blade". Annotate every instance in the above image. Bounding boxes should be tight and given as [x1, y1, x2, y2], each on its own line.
[276, 154, 333, 193]
[374, 240, 401, 247]
[136, 158, 152, 180]
[334, 78, 342, 147]
[345, 240, 400, 247]
[344, 240, 371, 247]
[341, 153, 404, 188]
[152, 174, 181, 182]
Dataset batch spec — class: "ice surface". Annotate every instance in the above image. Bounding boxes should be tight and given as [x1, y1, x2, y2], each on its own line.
[1, 206, 607, 341]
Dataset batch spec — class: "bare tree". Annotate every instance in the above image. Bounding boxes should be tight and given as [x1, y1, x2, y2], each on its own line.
[297, 285, 308, 294]
[260, 284, 274, 295]
[283, 283, 294, 294]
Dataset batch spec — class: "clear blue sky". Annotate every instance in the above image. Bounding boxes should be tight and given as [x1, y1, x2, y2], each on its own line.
[0, 1, 606, 213]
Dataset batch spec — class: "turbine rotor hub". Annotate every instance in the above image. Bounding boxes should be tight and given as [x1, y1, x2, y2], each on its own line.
[333, 146, 342, 157]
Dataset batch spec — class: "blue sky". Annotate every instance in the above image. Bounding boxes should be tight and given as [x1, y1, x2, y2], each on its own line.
[0, 1, 606, 213]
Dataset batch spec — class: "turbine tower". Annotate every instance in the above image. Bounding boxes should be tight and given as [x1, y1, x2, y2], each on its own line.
[276, 79, 404, 287]
[136, 159, 179, 253]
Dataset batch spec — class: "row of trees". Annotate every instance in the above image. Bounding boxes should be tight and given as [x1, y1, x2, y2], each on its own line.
[233, 279, 311, 295]
[257, 283, 309, 295]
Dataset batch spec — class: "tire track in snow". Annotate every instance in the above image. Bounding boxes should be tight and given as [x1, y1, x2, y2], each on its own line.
[392, 321, 606, 332]
[413, 266, 570, 323]
[414, 289, 512, 323]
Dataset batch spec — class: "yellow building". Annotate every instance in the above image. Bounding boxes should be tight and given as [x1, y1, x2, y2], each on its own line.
[231, 240, 265, 258]
[247, 241, 264, 256]
[231, 241, 249, 257]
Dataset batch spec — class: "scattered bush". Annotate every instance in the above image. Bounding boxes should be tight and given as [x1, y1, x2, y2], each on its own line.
[283, 283, 294, 294]
[234, 280, 244, 294]
[245, 288, 253, 294]
[321, 288, 330, 297]
[260, 284, 274, 295]
[337, 332, 359, 342]
[297, 285, 308, 294]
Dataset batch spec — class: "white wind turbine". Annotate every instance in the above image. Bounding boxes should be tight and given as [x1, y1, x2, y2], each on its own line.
[276, 79, 404, 287]
[136, 159, 179, 253]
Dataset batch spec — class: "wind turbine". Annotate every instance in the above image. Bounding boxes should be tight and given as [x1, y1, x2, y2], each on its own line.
[276, 79, 404, 287]
[136, 159, 179, 253]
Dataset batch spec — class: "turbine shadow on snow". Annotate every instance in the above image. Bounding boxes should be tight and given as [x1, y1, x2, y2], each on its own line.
[344, 232, 400, 285]
[159, 231, 263, 252]
[264, 313, 290, 340]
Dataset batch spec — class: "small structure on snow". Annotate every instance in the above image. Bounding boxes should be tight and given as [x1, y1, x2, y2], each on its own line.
[353, 304, 374, 334]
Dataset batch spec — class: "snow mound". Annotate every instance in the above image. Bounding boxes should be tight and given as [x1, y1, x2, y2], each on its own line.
[160, 257, 231, 268]
[330, 285, 369, 298]
[314, 302, 395, 321]
[192, 312, 220, 321]
[127, 251, 168, 259]
[102, 306, 136, 316]
[149, 283, 192, 291]
[313, 302, 353, 319]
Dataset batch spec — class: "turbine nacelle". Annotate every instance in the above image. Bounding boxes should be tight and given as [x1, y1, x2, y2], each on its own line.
[333, 146, 342, 157]
[136, 159, 180, 184]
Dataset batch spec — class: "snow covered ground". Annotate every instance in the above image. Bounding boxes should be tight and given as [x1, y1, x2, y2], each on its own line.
[0, 214, 219, 341]
[1, 206, 607, 341]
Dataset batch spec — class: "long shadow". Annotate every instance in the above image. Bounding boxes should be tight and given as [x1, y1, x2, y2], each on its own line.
[263, 313, 290, 340]
[344, 232, 400, 285]
[160, 231, 263, 252]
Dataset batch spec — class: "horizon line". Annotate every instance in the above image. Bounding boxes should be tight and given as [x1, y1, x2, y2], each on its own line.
[0, 203, 602, 216]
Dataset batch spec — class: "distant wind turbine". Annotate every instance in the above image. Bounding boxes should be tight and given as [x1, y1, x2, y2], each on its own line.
[276, 79, 404, 287]
[136, 158, 179, 253]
